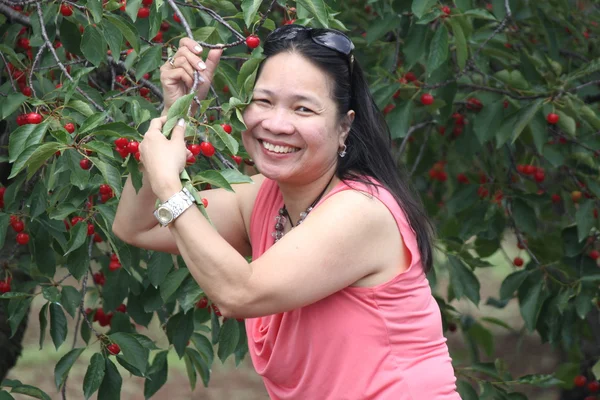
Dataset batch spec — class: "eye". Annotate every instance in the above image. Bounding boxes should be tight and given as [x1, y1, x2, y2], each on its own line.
[252, 98, 270, 104]
[297, 106, 314, 113]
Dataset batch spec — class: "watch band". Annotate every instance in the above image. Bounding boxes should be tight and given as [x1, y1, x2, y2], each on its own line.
[154, 187, 196, 227]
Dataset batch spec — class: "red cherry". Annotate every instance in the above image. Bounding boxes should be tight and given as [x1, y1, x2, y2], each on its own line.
[457, 173, 469, 184]
[534, 170, 545, 182]
[196, 297, 208, 308]
[589, 250, 600, 260]
[246, 35, 260, 49]
[142, 0, 152, 5]
[60, 4, 73, 16]
[188, 144, 201, 155]
[160, 21, 170, 31]
[232, 155, 242, 165]
[17, 38, 30, 50]
[127, 140, 139, 154]
[517, 239, 527, 250]
[137, 6, 150, 18]
[201, 198, 208, 208]
[588, 381, 600, 393]
[383, 104, 395, 115]
[27, 113, 43, 124]
[173, 13, 181, 23]
[574, 375, 587, 388]
[477, 186, 489, 198]
[211, 303, 222, 316]
[116, 304, 127, 313]
[114, 137, 128, 149]
[93, 308, 104, 322]
[87, 224, 95, 236]
[546, 113, 560, 124]
[404, 72, 417, 82]
[117, 148, 129, 159]
[513, 257, 524, 267]
[420, 93, 434, 105]
[80, 159, 92, 170]
[16, 232, 30, 245]
[221, 123, 232, 134]
[222, 85, 229, 94]
[99, 184, 112, 195]
[21, 87, 32, 97]
[186, 154, 196, 165]
[11, 220, 25, 233]
[134, 151, 141, 162]
[93, 233, 103, 243]
[140, 87, 150, 97]
[93, 272, 105, 285]
[110, 253, 119, 262]
[551, 194, 561, 204]
[442, 6, 451, 15]
[0, 281, 11, 294]
[109, 260, 122, 271]
[200, 142, 215, 157]
[523, 164, 536, 175]
[107, 343, 120, 355]
[64, 123, 75, 133]
[152, 31, 163, 43]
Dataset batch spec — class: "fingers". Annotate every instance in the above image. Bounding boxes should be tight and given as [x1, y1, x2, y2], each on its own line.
[171, 118, 186, 143]
[175, 46, 207, 73]
[148, 116, 168, 132]
[160, 68, 194, 91]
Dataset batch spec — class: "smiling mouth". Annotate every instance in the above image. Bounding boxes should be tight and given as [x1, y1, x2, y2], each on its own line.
[259, 140, 300, 154]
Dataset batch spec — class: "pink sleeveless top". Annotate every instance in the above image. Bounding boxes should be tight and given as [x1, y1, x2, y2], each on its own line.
[246, 178, 460, 400]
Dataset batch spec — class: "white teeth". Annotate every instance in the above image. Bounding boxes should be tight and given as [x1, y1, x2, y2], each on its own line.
[261, 140, 298, 154]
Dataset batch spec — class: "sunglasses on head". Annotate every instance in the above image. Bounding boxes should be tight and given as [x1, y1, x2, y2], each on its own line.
[265, 24, 355, 75]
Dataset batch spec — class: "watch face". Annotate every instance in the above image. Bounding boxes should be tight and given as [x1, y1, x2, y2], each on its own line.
[157, 207, 173, 224]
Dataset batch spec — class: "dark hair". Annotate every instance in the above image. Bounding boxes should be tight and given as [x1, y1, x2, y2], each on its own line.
[257, 28, 435, 273]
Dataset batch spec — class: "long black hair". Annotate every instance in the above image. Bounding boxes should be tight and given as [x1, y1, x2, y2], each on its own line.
[257, 27, 435, 273]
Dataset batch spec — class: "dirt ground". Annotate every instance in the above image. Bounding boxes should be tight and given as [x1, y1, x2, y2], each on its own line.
[4, 264, 562, 400]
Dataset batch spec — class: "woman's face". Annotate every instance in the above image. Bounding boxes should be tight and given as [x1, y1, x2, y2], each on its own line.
[242, 52, 353, 184]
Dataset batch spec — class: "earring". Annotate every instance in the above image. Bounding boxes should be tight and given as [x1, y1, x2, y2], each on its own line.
[338, 144, 347, 158]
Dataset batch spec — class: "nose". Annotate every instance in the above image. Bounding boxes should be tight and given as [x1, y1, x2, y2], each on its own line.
[261, 107, 295, 135]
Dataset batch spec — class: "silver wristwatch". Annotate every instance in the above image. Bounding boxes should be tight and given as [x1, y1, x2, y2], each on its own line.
[154, 187, 196, 227]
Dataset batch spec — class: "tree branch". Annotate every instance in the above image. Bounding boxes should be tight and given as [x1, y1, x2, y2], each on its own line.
[0, 2, 31, 26]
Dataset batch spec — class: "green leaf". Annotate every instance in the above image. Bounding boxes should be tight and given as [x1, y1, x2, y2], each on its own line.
[500, 270, 531, 300]
[101, 19, 124, 59]
[0, 213, 10, 249]
[192, 170, 234, 191]
[207, 122, 239, 154]
[412, 0, 438, 19]
[447, 255, 480, 305]
[556, 110, 576, 136]
[593, 359, 600, 380]
[160, 268, 190, 302]
[105, 14, 140, 54]
[403, 23, 429, 69]
[83, 353, 106, 399]
[64, 222, 88, 256]
[1, 93, 27, 119]
[50, 303, 68, 350]
[66, 242, 90, 280]
[89, 157, 123, 198]
[79, 112, 109, 135]
[135, 46, 162, 81]
[8, 297, 32, 337]
[82, 141, 114, 159]
[81, 25, 107, 67]
[217, 317, 240, 363]
[186, 348, 211, 388]
[518, 272, 547, 332]
[109, 332, 149, 375]
[24, 142, 63, 180]
[457, 380, 478, 400]
[511, 99, 544, 143]
[464, 9, 497, 20]
[147, 252, 174, 288]
[60, 286, 81, 319]
[144, 351, 168, 399]
[474, 99, 504, 144]
[511, 198, 537, 237]
[388, 101, 413, 139]
[98, 359, 122, 400]
[8, 121, 50, 163]
[9, 385, 50, 400]
[0, 390, 14, 399]
[365, 14, 402, 44]
[449, 19, 467, 70]
[426, 24, 449, 76]
[576, 200, 595, 242]
[241, 0, 263, 29]
[191, 332, 214, 365]
[0, 292, 31, 300]
[219, 169, 253, 184]
[42, 287, 61, 304]
[54, 348, 86, 389]
[38, 303, 49, 350]
[183, 353, 197, 391]
[296, 0, 328, 27]
[166, 311, 195, 359]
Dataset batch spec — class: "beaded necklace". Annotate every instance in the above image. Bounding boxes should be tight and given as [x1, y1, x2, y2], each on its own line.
[272, 174, 336, 242]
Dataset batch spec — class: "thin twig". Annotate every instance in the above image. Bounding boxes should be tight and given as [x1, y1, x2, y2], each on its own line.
[0, 52, 17, 92]
[398, 120, 434, 157]
[409, 124, 433, 176]
[255, 0, 278, 33]
[0, 3, 31, 26]
[178, 0, 245, 42]
[28, 42, 47, 99]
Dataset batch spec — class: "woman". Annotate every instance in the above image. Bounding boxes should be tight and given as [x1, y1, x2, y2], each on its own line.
[113, 25, 460, 400]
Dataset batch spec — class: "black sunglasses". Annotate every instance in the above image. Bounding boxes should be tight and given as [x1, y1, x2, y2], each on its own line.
[265, 24, 355, 75]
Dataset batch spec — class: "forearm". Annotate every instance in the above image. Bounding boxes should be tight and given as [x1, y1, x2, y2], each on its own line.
[113, 170, 160, 237]
[169, 205, 251, 313]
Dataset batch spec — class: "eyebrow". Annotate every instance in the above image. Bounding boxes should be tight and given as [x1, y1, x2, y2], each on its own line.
[253, 88, 323, 107]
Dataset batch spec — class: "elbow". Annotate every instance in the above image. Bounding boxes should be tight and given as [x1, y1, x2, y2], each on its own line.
[112, 221, 134, 246]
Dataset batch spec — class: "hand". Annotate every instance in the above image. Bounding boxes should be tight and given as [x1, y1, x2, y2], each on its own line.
[160, 38, 223, 114]
[138, 117, 193, 201]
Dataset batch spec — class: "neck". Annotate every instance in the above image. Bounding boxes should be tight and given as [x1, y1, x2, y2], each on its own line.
[278, 168, 339, 225]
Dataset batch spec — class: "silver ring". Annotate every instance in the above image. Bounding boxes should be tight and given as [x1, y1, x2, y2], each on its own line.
[168, 57, 175, 67]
